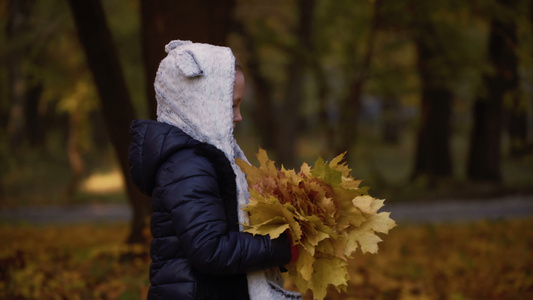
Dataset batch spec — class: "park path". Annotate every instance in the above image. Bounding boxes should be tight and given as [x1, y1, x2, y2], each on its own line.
[385, 195, 533, 224]
[0, 195, 532, 225]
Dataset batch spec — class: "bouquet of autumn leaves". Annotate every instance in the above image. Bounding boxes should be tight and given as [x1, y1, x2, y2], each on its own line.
[236, 149, 396, 300]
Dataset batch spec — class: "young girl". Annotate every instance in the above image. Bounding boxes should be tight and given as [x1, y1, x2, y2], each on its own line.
[128, 40, 301, 300]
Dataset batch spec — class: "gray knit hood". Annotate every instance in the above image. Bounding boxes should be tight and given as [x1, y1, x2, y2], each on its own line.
[155, 40, 237, 161]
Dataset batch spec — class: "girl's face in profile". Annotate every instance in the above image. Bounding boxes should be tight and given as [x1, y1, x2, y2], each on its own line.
[233, 69, 245, 128]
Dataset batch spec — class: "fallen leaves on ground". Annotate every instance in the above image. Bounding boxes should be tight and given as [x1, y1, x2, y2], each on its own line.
[1, 218, 532, 299]
[0, 223, 149, 300]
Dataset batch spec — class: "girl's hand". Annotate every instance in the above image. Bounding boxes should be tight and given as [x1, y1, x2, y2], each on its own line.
[285, 230, 299, 264]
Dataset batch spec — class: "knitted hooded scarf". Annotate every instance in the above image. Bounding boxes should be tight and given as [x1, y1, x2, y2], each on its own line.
[155, 40, 301, 300]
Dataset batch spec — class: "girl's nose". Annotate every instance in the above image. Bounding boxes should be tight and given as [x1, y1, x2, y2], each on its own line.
[234, 109, 242, 125]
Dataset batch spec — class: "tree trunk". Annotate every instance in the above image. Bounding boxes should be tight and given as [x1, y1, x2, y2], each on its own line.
[67, 0, 150, 244]
[6, 0, 35, 151]
[381, 95, 401, 145]
[336, 0, 381, 158]
[232, 21, 277, 152]
[65, 111, 84, 202]
[412, 83, 453, 179]
[25, 78, 45, 148]
[311, 57, 334, 156]
[278, 60, 305, 168]
[90, 110, 109, 151]
[337, 78, 364, 155]
[506, 0, 528, 157]
[276, 0, 316, 168]
[507, 95, 528, 157]
[411, 5, 453, 181]
[140, 0, 236, 119]
[467, 3, 518, 181]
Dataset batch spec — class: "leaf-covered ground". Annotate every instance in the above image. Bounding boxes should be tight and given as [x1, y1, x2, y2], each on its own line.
[1, 218, 532, 300]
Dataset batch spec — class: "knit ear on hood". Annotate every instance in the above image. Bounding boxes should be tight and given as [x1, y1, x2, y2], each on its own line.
[165, 40, 204, 78]
[165, 40, 192, 53]
[175, 50, 204, 78]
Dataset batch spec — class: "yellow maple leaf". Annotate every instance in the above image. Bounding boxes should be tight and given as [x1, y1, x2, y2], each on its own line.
[352, 195, 375, 214]
[243, 216, 290, 239]
[310, 257, 349, 300]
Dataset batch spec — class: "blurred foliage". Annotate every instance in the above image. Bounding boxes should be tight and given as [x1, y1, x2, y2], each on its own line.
[1, 144, 127, 207]
[1, 218, 531, 299]
[0, 0, 144, 206]
[1, 0, 532, 206]
[2, 125, 532, 207]
[0, 0, 145, 149]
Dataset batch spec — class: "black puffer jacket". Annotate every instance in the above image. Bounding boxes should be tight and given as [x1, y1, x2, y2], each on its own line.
[128, 119, 291, 300]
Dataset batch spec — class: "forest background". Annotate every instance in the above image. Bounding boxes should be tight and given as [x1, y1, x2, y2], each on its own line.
[1, 0, 533, 299]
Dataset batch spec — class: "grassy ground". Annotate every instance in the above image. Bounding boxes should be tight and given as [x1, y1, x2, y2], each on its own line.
[1, 218, 531, 299]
